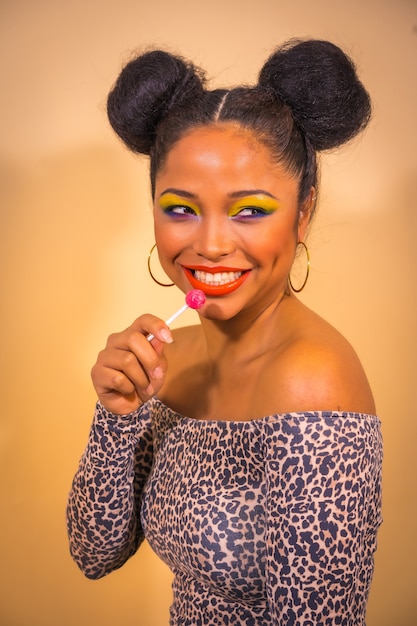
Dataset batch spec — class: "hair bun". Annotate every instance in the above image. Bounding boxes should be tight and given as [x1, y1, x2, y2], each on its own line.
[107, 50, 205, 155]
[258, 39, 372, 151]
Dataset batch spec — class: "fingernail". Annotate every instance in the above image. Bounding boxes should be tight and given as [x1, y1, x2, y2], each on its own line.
[152, 366, 163, 379]
[160, 329, 173, 343]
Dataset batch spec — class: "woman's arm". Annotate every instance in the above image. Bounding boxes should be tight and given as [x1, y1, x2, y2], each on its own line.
[263, 412, 383, 624]
[67, 311, 173, 578]
[66, 401, 154, 579]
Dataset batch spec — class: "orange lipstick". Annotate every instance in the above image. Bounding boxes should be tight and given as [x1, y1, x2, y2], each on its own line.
[183, 266, 250, 296]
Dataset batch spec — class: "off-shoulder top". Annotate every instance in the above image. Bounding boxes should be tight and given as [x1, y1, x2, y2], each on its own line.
[67, 397, 382, 625]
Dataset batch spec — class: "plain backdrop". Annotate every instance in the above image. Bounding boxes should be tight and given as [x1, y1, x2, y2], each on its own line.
[1, 0, 416, 624]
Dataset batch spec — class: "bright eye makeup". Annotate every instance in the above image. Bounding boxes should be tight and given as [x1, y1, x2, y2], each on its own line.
[158, 192, 280, 221]
[228, 195, 280, 220]
[159, 193, 200, 218]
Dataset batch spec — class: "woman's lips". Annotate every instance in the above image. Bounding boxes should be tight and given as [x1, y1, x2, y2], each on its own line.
[183, 266, 250, 296]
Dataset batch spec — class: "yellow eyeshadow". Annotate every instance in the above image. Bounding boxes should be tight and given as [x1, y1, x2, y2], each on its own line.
[159, 193, 201, 215]
[228, 195, 280, 217]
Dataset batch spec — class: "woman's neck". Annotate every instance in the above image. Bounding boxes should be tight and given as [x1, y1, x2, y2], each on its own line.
[198, 289, 295, 366]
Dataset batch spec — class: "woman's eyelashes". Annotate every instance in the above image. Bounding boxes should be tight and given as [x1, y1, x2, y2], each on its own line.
[162, 205, 272, 219]
[228, 197, 280, 220]
[159, 193, 201, 218]
[165, 204, 199, 217]
[229, 206, 272, 220]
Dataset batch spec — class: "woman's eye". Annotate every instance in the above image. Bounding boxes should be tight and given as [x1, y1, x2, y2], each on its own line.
[233, 207, 269, 219]
[166, 205, 198, 217]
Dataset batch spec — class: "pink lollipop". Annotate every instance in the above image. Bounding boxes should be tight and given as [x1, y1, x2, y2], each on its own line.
[147, 289, 206, 341]
[185, 289, 206, 309]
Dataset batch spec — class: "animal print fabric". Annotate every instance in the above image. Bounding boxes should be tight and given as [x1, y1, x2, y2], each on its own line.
[67, 397, 382, 625]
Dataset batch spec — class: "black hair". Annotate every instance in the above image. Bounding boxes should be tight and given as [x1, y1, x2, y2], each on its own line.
[107, 39, 371, 213]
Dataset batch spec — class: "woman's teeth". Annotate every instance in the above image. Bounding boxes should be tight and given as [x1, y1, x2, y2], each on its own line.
[194, 270, 243, 286]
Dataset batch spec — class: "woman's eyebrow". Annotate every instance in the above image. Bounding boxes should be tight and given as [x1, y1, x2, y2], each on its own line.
[159, 188, 197, 199]
[228, 189, 279, 200]
[159, 188, 280, 200]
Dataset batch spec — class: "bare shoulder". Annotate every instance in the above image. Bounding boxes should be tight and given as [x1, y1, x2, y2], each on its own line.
[273, 299, 376, 415]
[158, 303, 376, 419]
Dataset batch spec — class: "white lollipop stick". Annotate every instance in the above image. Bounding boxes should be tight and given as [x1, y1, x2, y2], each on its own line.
[147, 289, 206, 341]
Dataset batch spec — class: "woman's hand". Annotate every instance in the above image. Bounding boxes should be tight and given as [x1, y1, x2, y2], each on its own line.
[91, 314, 173, 415]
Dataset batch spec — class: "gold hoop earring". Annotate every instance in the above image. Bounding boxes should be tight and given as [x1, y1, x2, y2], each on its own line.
[147, 243, 174, 287]
[289, 241, 310, 293]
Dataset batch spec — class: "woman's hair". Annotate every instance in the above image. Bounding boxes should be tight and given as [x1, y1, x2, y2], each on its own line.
[107, 39, 371, 212]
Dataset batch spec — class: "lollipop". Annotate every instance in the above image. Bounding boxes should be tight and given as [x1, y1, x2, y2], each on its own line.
[147, 289, 206, 341]
[185, 289, 206, 309]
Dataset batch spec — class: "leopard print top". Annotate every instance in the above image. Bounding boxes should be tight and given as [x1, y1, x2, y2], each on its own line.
[67, 397, 382, 625]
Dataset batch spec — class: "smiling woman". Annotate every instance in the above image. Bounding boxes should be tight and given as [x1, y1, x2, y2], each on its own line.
[67, 39, 382, 625]
[153, 126, 304, 306]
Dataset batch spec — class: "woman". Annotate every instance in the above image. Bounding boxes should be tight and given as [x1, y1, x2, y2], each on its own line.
[67, 39, 382, 625]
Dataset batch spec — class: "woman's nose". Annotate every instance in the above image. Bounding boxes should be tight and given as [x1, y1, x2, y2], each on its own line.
[193, 217, 235, 261]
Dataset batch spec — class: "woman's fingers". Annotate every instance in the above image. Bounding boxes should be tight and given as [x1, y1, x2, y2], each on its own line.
[91, 315, 172, 415]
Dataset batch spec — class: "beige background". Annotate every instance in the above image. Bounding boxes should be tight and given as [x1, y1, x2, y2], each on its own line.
[1, 0, 416, 624]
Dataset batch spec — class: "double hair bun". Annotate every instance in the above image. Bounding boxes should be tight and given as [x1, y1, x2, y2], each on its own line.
[107, 39, 371, 156]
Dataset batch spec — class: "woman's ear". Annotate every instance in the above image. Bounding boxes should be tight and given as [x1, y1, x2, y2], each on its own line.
[297, 186, 316, 240]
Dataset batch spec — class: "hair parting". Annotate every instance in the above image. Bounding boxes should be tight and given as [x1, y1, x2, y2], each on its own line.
[213, 91, 230, 122]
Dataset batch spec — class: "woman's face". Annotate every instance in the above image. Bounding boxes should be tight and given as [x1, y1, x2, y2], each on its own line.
[153, 125, 310, 321]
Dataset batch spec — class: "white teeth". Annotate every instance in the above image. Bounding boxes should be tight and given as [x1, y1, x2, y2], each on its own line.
[194, 270, 242, 286]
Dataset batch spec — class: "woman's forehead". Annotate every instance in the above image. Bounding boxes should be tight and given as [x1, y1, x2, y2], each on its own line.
[159, 124, 284, 176]
[154, 124, 299, 200]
